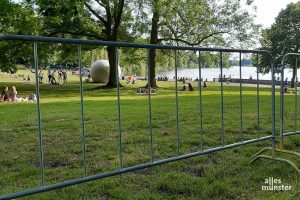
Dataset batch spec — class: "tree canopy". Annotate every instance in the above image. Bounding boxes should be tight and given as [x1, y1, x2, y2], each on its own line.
[259, 2, 299, 86]
[133, 0, 259, 87]
[0, 0, 41, 72]
[260, 2, 299, 65]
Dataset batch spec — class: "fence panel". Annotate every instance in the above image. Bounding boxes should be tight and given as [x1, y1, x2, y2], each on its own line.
[280, 53, 300, 148]
[0, 35, 275, 199]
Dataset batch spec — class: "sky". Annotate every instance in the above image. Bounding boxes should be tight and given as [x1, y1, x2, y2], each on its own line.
[248, 0, 299, 28]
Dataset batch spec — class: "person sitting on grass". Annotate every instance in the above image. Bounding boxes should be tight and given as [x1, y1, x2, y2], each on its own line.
[179, 84, 186, 91]
[137, 86, 156, 94]
[188, 83, 194, 91]
[137, 88, 143, 94]
[145, 87, 156, 94]
[10, 86, 18, 102]
[0, 86, 10, 102]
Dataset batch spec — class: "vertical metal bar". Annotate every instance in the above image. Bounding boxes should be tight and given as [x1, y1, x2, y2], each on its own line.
[147, 49, 153, 162]
[294, 58, 298, 133]
[115, 47, 123, 169]
[280, 58, 284, 150]
[256, 53, 260, 138]
[271, 57, 276, 158]
[198, 51, 203, 151]
[174, 50, 180, 156]
[239, 52, 243, 142]
[220, 52, 224, 146]
[78, 45, 87, 177]
[33, 42, 45, 187]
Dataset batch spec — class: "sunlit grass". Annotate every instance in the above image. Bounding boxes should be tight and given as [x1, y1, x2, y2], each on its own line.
[0, 72, 299, 200]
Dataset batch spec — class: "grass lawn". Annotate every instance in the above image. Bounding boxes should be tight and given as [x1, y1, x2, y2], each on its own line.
[0, 70, 299, 199]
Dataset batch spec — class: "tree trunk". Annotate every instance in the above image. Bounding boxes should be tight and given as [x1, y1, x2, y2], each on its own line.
[104, 0, 125, 88]
[148, 48, 157, 88]
[106, 46, 118, 88]
[148, 8, 159, 88]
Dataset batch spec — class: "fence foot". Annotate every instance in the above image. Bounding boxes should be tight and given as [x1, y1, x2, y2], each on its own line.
[251, 147, 300, 173]
[251, 147, 272, 159]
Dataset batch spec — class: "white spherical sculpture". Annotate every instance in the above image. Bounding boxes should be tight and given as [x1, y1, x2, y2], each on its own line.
[90, 60, 121, 83]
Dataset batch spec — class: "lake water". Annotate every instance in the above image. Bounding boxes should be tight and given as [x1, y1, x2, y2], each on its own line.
[157, 66, 297, 81]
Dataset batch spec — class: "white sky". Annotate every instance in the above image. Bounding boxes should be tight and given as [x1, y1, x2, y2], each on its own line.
[248, 0, 299, 28]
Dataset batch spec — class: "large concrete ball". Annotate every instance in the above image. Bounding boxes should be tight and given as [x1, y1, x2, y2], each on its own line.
[90, 60, 121, 83]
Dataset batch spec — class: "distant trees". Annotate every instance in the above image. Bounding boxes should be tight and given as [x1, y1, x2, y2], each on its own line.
[259, 2, 300, 87]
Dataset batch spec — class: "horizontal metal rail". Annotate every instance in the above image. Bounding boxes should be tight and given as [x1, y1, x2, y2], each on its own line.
[0, 34, 273, 55]
[0, 135, 272, 200]
[283, 131, 300, 137]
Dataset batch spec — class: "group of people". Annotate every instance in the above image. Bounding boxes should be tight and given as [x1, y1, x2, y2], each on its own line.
[218, 74, 232, 84]
[179, 79, 208, 91]
[46, 68, 67, 84]
[0, 86, 36, 103]
[136, 86, 156, 94]
[126, 76, 136, 84]
[11, 74, 32, 81]
[174, 76, 194, 83]
[157, 76, 168, 81]
[179, 82, 194, 91]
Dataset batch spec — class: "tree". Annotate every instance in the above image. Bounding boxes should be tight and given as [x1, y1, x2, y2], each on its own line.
[259, 2, 300, 87]
[0, 0, 41, 72]
[32, 0, 129, 87]
[134, 0, 260, 87]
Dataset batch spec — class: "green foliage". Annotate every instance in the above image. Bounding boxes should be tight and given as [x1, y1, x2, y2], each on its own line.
[32, 0, 103, 39]
[131, 0, 259, 86]
[134, 0, 259, 47]
[0, 0, 42, 72]
[259, 2, 300, 72]
[0, 0, 40, 35]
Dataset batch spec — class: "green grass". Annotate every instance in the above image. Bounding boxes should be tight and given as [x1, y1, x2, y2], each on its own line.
[0, 71, 300, 199]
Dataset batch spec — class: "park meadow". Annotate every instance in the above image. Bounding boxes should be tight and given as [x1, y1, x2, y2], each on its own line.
[0, 70, 299, 199]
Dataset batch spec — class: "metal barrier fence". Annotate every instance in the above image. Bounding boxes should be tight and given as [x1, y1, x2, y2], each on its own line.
[280, 53, 300, 146]
[0, 35, 276, 199]
[251, 53, 300, 172]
